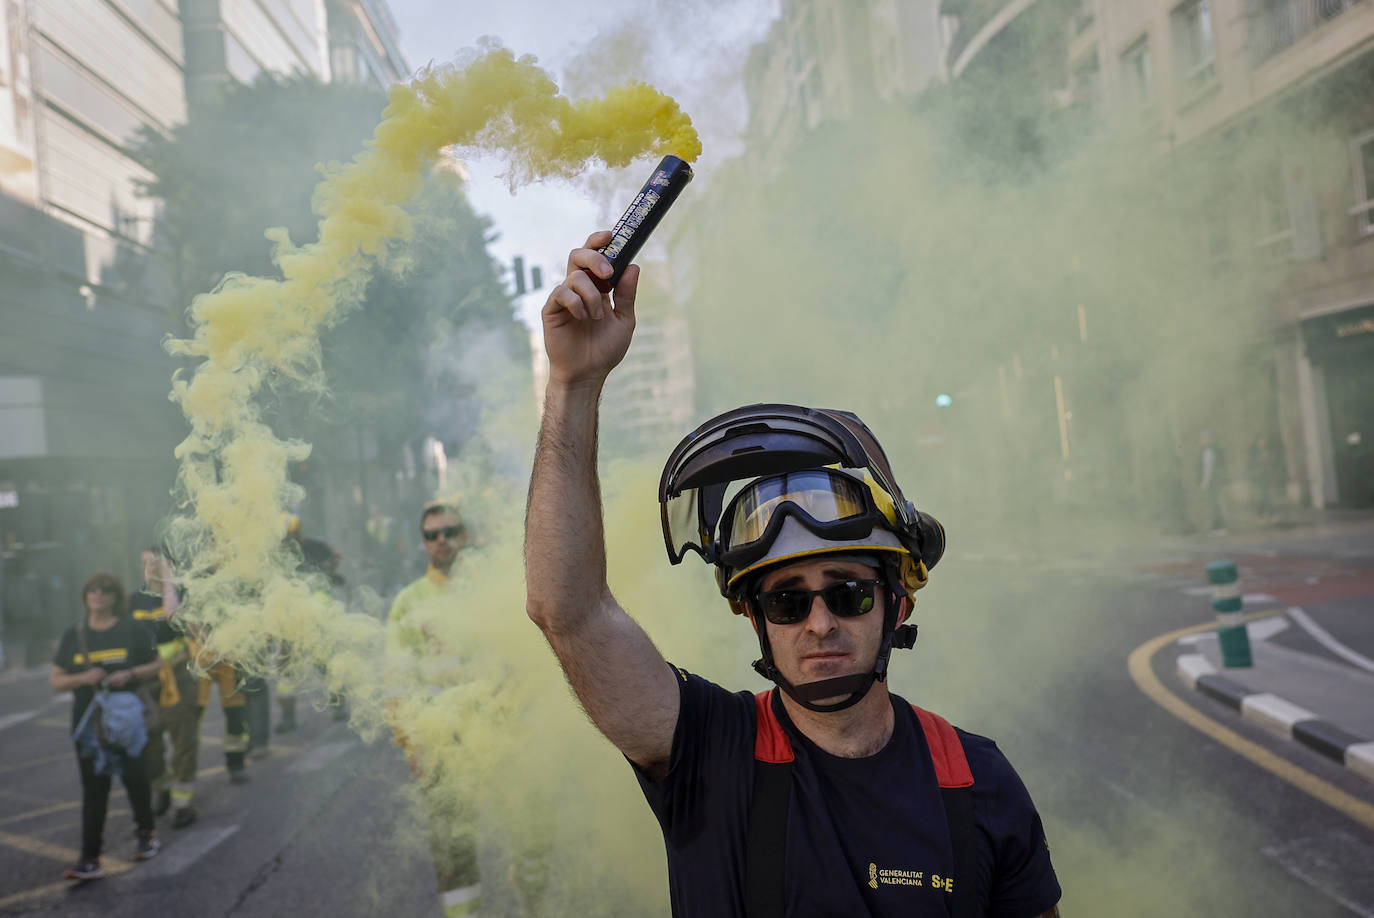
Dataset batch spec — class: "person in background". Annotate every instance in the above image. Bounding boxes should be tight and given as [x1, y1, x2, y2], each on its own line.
[129, 547, 203, 829]
[197, 652, 251, 783]
[1199, 428, 1228, 536]
[50, 572, 164, 880]
[274, 515, 347, 733]
[1246, 433, 1284, 524]
[385, 501, 483, 918]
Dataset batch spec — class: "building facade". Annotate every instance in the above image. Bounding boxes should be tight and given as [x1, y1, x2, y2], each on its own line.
[743, 0, 949, 167]
[324, 0, 407, 89]
[0, 0, 405, 667]
[952, 0, 1374, 508]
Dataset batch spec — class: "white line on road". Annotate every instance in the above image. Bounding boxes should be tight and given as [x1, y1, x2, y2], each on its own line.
[1263, 833, 1374, 918]
[0, 695, 69, 734]
[1176, 616, 1288, 645]
[1179, 587, 1277, 603]
[1287, 606, 1374, 675]
[144, 824, 240, 876]
[0, 711, 38, 732]
[286, 740, 356, 774]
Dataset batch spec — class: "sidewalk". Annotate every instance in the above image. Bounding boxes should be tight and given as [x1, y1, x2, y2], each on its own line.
[1175, 619, 1374, 785]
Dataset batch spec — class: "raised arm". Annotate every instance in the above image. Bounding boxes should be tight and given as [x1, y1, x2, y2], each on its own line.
[524, 232, 679, 777]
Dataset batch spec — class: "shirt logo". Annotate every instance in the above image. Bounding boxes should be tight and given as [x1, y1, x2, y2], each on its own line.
[866, 862, 956, 893]
[73, 648, 130, 665]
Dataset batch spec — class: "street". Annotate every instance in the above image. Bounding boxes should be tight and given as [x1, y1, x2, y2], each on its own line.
[2, 519, 1373, 916]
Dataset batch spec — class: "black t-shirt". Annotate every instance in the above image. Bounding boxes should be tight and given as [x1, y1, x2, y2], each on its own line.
[53, 617, 158, 730]
[128, 588, 181, 646]
[636, 668, 1061, 918]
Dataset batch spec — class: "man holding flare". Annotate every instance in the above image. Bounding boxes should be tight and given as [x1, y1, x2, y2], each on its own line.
[524, 231, 1063, 917]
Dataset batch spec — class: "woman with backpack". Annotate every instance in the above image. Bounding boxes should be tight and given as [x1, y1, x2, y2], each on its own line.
[49, 571, 164, 880]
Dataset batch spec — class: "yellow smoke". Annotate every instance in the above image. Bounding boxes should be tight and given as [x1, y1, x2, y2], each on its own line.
[162, 44, 699, 911]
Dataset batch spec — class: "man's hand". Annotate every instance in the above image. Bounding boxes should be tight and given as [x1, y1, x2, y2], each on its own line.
[542, 231, 640, 388]
[104, 669, 134, 688]
[84, 667, 110, 687]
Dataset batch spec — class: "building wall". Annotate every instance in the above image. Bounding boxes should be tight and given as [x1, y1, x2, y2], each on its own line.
[0, 0, 408, 662]
[182, 0, 329, 105]
[325, 0, 407, 89]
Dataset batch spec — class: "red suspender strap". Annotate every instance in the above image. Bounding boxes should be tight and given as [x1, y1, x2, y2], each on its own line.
[753, 690, 795, 763]
[912, 705, 974, 788]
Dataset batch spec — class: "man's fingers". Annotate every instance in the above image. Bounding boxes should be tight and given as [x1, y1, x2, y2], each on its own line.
[565, 270, 607, 320]
[582, 230, 613, 251]
[545, 283, 590, 321]
[613, 264, 640, 324]
[566, 239, 615, 280]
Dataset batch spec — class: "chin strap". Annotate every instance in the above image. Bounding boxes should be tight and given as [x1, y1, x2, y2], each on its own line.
[749, 604, 920, 714]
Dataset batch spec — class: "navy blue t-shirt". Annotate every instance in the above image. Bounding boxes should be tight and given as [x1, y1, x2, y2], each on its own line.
[635, 667, 1061, 917]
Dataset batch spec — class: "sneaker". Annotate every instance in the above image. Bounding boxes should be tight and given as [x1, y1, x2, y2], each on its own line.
[154, 789, 172, 816]
[229, 770, 251, 785]
[134, 832, 161, 861]
[64, 859, 105, 881]
[172, 807, 198, 830]
[247, 745, 271, 762]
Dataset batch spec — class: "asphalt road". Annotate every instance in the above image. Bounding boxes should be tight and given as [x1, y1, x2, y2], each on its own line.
[1, 521, 1371, 917]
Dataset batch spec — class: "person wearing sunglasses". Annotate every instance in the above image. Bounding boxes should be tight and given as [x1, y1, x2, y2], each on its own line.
[525, 235, 1061, 918]
[384, 501, 482, 918]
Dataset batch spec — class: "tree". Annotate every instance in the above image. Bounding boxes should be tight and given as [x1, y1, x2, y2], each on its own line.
[132, 75, 530, 542]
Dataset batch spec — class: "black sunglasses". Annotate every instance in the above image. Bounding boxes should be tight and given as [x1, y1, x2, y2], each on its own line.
[422, 525, 465, 542]
[754, 579, 881, 626]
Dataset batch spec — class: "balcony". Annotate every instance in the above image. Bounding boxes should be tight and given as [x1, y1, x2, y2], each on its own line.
[1251, 0, 1366, 65]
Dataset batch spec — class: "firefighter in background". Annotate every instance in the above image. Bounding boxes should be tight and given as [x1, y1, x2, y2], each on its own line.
[386, 501, 482, 918]
[198, 652, 251, 783]
[129, 547, 203, 829]
[275, 515, 347, 733]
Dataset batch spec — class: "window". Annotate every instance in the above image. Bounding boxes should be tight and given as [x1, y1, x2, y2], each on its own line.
[1255, 163, 1291, 255]
[1172, 0, 1215, 91]
[1204, 206, 1231, 261]
[1352, 129, 1374, 236]
[1070, 0, 1095, 36]
[1071, 51, 1101, 108]
[1120, 36, 1153, 105]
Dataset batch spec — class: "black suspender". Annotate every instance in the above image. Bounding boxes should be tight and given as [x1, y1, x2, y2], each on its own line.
[745, 761, 792, 918]
[940, 784, 980, 918]
[746, 701, 980, 918]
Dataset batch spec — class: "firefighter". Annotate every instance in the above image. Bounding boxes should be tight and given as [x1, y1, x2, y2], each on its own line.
[385, 501, 482, 918]
[129, 547, 203, 829]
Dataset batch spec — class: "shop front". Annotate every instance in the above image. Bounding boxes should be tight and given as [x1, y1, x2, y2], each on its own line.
[1302, 301, 1374, 507]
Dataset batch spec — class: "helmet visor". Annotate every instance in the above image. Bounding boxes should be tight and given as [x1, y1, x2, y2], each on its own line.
[720, 470, 888, 569]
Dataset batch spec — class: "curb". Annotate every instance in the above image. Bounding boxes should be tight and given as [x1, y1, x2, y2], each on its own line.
[1177, 653, 1374, 784]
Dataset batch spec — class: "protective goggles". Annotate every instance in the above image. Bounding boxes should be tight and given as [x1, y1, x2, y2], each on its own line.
[754, 579, 882, 625]
[718, 469, 897, 571]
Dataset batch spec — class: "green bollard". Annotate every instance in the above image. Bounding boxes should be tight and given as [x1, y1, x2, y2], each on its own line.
[1207, 560, 1252, 668]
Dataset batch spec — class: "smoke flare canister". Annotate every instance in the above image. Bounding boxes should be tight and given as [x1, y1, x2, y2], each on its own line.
[594, 155, 693, 291]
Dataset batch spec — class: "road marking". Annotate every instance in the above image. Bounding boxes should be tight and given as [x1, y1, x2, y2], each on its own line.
[1177, 615, 1288, 645]
[1127, 613, 1374, 833]
[0, 801, 81, 827]
[0, 828, 134, 871]
[1286, 606, 1374, 674]
[0, 753, 70, 777]
[286, 739, 355, 774]
[0, 710, 40, 731]
[142, 824, 240, 876]
[1263, 833, 1374, 917]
